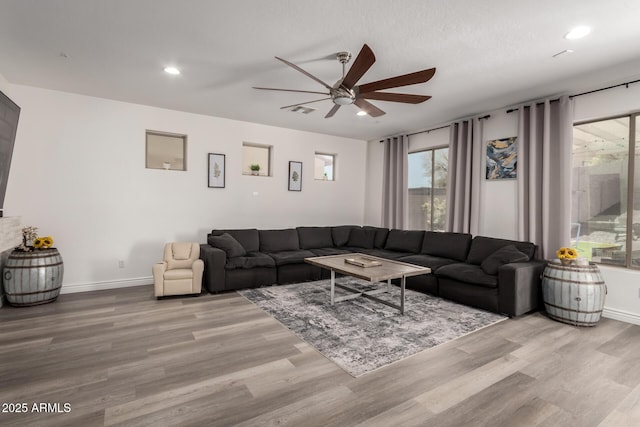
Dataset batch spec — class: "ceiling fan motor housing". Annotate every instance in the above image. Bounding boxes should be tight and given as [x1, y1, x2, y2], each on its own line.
[332, 86, 355, 105]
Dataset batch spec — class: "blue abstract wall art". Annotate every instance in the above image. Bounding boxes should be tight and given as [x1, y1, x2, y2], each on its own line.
[486, 137, 517, 180]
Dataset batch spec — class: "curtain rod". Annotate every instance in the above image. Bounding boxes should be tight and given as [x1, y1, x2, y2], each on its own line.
[506, 78, 640, 113]
[379, 114, 490, 142]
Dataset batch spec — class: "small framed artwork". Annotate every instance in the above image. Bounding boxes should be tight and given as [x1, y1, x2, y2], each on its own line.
[486, 137, 517, 180]
[208, 153, 225, 188]
[288, 161, 302, 191]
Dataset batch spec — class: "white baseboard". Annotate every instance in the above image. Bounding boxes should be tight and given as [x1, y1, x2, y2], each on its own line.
[60, 277, 153, 294]
[602, 306, 640, 326]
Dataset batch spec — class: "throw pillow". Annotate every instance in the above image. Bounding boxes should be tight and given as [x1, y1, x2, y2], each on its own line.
[208, 233, 247, 258]
[347, 228, 375, 249]
[480, 245, 529, 275]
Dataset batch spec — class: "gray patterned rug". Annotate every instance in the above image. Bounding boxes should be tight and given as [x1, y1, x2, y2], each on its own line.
[239, 278, 507, 377]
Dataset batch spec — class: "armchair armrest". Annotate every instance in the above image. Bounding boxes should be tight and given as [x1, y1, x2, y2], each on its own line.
[200, 244, 227, 293]
[497, 260, 548, 317]
[152, 261, 167, 297]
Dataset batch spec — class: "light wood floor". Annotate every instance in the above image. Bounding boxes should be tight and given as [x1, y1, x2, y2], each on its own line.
[0, 285, 639, 427]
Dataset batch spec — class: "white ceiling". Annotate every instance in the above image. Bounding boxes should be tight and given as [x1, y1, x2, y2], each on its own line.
[1, 0, 640, 141]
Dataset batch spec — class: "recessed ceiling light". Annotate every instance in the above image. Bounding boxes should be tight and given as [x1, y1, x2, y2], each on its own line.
[356, 111, 367, 116]
[163, 66, 181, 75]
[565, 26, 591, 40]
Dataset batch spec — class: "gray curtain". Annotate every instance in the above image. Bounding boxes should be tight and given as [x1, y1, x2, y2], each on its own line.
[381, 135, 409, 229]
[517, 96, 573, 259]
[446, 118, 482, 234]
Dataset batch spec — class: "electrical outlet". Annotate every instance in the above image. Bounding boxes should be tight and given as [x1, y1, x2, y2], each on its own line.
[118, 260, 125, 269]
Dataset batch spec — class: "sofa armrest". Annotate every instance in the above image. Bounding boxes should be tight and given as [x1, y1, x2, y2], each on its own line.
[497, 260, 548, 317]
[200, 244, 227, 293]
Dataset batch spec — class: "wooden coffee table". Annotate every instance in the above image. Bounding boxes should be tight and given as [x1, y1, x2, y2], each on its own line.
[305, 253, 431, 314]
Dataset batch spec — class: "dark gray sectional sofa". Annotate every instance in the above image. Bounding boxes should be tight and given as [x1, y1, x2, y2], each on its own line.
[200, 226, 547, 317]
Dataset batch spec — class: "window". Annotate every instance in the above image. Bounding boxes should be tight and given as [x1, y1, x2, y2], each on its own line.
[315, 153, 335, 180]
[145, 131, 187, 170]
[571, 114, 639, 268]
[408, 147, 448, 231]
[242, 142, 271, 176]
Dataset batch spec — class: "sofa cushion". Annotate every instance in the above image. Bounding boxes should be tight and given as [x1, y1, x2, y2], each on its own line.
[297, 227, 334, 249]
[398, 254, 458, 270]
[207, 233, 247, 258]
[436, 263, 498, 288]
[309, 247, 352, 257]
[267, 250, 317, 266]
[421, 231, 472, 262]
[347, 227, 375, 249]
[363, 226, 390, 249]
[480, 245, 530, 275]
[259, 229, 300, 252]
[384, 229, 425, 253]
[211, 229, 259, 253]
[332, 225, 358, 247]
[225, 252, 275, 270]
[466, 236, 536, 265]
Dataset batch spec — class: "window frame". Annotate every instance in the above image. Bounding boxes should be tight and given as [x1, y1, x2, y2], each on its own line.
[573, 112, 638, 270]
[408, 145, 448, 231]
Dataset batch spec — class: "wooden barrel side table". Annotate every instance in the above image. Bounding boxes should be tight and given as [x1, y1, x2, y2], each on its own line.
[541, 261, 606, 326]
[2, 248, 64, 306]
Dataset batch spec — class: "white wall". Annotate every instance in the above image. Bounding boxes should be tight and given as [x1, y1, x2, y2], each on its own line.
[4, 84, 367, 290]
[364, 83, 640, 323]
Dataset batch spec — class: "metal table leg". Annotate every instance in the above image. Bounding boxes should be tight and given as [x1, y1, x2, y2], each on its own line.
[330, 269, 335, 305]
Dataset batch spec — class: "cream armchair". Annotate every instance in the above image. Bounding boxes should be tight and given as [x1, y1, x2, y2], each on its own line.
[153, 242, 204, 298]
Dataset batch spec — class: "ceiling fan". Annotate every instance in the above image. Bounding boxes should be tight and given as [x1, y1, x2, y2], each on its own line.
[253, 44, 436, 118]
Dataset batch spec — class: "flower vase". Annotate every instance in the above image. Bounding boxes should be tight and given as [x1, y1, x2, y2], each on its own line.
[560, 258, 573, 266]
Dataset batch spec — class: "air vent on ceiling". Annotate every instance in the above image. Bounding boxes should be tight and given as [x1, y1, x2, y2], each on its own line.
[289, 105, 316, 114]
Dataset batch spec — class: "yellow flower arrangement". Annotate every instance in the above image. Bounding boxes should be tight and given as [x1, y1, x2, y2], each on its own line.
[33, 236, 55, 249]
[556, 247, 578, 260]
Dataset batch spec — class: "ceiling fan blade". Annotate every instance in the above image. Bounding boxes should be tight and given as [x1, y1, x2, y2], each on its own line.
[275, 56, 333, 90]
[358, 68, 436, 94]
[253, 87, 330, 96]
[280, 98, 331, 110]
[360, 92, 432, 104]
[354, 99, 385, 117]
[325, 104, 341, 118]
[340, 44, 376, 90]
[279, 98, 332, 110]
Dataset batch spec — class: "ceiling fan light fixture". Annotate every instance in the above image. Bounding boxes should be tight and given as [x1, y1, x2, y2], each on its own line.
[564, 26, 591, 40]
[333, 95, 354, 106]
[357, 110, 367, 116]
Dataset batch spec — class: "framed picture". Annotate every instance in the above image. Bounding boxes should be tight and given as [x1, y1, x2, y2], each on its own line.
[288, 161, 302, 191]
[208, 153, 225, 188]
[486, 137, 517, 180]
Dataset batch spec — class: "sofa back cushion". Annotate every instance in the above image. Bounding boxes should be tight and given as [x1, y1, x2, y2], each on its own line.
[480, 245, 530, 275]
[347, 227, 375, 249]
[207, 233, 247, 258]
[297, 227, 334, 249]
[211, 229, 259, 253]
[363, 226, 390, 249]
[421, 231, 472, 261]
[332, 225, 359, 247]
[466, 236, 536, 265]
[384, 229, 424, 253]
[259, 229, 300, 252]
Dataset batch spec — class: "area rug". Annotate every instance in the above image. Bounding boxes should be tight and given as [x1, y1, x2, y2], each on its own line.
[238, 278, 507, 377]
